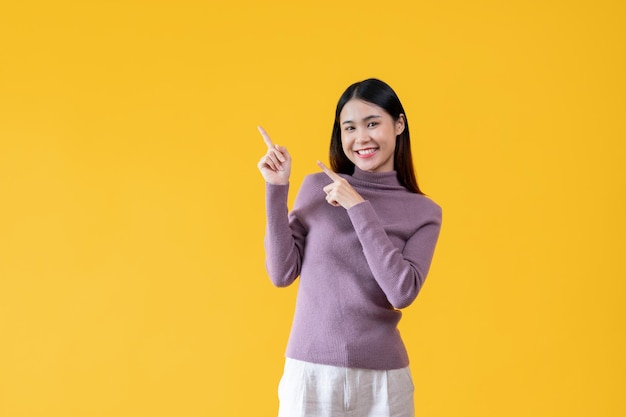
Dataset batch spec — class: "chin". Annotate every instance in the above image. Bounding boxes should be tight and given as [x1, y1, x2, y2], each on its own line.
[358, 162, 372, 169]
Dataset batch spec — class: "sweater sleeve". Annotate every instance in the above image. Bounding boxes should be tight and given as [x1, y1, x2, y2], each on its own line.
[347, 200, 442, 309]
[263, 182, 307, 287]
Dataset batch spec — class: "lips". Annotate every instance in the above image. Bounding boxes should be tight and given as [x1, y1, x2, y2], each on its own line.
[355, 148, 378, 157]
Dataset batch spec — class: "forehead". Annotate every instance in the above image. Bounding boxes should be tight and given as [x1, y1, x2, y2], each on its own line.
[339, 99, 387, 121]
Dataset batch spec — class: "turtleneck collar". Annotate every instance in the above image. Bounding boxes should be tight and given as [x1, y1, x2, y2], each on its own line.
[347, 167, 406, 191]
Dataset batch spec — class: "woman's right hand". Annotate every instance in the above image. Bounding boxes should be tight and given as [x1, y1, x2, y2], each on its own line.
[257, 126, 291, 185]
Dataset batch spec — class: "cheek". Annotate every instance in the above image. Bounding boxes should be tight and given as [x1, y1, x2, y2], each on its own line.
[340, 135, 351, 152]
[383, 129, 398, 147]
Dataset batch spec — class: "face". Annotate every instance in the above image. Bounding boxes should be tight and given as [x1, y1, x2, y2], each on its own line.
[339, 99, 405, 173]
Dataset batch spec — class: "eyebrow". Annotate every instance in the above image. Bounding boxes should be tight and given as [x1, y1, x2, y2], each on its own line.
[341, 115, 382, 125]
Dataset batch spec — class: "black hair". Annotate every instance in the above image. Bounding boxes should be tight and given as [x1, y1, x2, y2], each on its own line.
[329, 78, 423, 194]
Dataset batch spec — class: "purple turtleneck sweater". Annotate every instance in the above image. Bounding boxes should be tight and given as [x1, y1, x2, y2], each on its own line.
[264, 167, 442, 370]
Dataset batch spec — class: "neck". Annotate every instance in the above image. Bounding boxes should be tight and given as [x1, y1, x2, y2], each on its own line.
[348, 167, 405, 190]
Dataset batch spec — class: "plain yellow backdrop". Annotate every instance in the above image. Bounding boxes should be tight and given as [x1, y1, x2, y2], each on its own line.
[1, 0, 624, 416]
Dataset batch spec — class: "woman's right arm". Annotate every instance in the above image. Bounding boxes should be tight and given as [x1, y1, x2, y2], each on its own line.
[263, 183, 305, 287]
[257, 126, 303, 287]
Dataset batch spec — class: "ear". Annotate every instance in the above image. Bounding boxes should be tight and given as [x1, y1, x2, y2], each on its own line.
[395, 114, 406, 135]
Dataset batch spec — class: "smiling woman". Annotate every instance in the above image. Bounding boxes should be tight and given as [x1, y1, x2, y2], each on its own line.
[257, 79, 442, 417]
[339, 99, 405, 173]
[330, 79, 422, 195]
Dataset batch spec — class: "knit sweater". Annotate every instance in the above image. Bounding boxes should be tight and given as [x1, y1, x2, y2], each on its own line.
[264, 167, 442, 370]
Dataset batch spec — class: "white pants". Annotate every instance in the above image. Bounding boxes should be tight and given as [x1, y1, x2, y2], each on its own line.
[277, 359, 415, 417]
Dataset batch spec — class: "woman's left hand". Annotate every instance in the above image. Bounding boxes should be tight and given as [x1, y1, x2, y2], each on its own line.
[317, 161, 365, 209]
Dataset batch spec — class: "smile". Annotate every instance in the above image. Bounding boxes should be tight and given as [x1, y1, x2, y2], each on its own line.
[355, 148, 378, 157]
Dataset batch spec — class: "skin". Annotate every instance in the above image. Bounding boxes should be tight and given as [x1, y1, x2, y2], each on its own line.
[258, 100, 405, 209]
[257, 126, 365, 209]
[339, 99, 405, 174]
[257, 126, 291, 186]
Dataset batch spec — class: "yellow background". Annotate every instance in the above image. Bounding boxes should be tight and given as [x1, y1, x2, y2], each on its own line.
[1, 0, 624, 416]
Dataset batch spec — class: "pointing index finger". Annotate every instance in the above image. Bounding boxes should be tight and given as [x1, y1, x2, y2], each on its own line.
[257, 126, 274, 149]
[317, 160, 342, 181]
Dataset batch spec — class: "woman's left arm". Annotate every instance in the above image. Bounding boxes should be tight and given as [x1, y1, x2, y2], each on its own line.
[348, 201, 442, 309]
[317, 161, 442, 308]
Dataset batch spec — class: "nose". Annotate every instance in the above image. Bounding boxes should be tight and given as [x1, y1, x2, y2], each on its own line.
[355, 128, 370, 144]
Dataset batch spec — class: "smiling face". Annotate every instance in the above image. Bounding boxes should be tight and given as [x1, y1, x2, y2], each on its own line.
[339, 99, 405, 173]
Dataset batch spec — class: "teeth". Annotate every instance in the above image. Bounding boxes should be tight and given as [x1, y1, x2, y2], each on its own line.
[357, 148, 376, 155]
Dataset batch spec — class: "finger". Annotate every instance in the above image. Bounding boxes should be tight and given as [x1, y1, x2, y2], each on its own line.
[273, 144, 287, 162]
[326, 195, 340, 207]
[265, 151, 283, 171]
[257, 126, 274, 149]
[259, 148, 281, 170]
[270, 147, 287, 166]
[316, 160, 342, 182]
[258, 155, 276, 172]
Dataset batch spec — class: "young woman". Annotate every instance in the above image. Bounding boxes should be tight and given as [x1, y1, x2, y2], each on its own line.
[257, 78, 442, 417]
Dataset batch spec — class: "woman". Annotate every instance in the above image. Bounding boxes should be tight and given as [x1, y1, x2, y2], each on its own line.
[257, 78, 442, 417]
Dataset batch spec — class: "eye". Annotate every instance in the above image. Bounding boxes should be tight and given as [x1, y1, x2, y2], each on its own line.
[344, 126, 355, 132]
[367, 122, 379, 128]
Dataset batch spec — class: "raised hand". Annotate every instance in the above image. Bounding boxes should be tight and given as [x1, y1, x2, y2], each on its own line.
[257, 126, 291, 185]
[317, 160, 365, 209]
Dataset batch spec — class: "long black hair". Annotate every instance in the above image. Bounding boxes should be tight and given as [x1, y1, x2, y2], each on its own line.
[329, 78, 423, 195]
